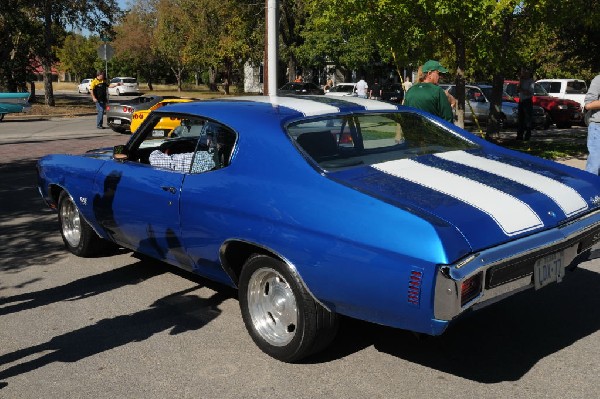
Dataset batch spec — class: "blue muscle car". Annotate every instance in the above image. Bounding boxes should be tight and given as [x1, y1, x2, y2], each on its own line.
[37, 95, 600, 362]
[0, 92, 31, 121]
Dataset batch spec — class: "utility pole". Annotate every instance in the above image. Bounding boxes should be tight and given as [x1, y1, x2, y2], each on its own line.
[264, 0, 278, 95]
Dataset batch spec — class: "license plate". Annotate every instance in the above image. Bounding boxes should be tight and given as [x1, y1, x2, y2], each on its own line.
[113, 119, 121, 125]
[533, 251, 564, 289]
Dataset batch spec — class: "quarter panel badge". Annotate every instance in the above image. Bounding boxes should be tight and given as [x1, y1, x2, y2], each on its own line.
[591, 195, 600, 207]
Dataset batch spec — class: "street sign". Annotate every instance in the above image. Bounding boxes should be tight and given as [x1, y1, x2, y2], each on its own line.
[97, 44, 114, 61]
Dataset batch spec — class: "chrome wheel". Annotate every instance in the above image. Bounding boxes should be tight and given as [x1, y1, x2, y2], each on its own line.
[246, 267, 298, 347]
[59, 195, 82, 248]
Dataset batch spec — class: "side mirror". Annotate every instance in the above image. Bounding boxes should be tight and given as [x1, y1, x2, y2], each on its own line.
[113, 145, 128, 161]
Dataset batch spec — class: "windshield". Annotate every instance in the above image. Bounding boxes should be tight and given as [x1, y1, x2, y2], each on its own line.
[287, 112, 478, 170]
[533, 83, 548, 96]
[330, 85, 355, 93]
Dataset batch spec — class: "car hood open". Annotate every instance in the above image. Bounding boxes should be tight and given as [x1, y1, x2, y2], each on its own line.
[328, 150, 600, 252]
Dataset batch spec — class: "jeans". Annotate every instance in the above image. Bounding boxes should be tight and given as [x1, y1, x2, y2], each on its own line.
[96, 101, 106, 127]
[586, 122, 600, 174]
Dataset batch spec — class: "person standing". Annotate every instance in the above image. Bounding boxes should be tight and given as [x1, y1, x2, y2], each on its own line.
[402, 76, 413, 92]
[355, 77, 368, 98]
[369, 78, 382, 100]
[90, 70, 108, 129]
[516, 68, 534, 140]
[403, 60, 453, 123]
[584, 74, 600, 175]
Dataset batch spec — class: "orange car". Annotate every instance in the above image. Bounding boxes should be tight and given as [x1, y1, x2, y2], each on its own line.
[129, 98, 194, 134]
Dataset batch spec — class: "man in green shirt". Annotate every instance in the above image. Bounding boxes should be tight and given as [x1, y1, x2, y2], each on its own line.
[404, 60, 454, 123]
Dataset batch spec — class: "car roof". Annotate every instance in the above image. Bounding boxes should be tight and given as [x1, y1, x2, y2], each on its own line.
[152, 95, 399, 127]
[536, 78, 585, 82]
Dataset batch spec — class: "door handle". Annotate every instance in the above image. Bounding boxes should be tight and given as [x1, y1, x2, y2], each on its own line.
[161, 186, 177, 194]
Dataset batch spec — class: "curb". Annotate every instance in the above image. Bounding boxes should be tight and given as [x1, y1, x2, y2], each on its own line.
[4, 112, 97, 121]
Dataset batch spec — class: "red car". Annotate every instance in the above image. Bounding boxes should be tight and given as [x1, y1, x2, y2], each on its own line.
[504, 80, 583, 128]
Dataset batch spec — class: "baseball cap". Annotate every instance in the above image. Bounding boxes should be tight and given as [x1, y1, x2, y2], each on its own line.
[422, 60, 448, 73]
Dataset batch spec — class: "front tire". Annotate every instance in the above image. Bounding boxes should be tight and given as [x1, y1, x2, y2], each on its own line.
[58, 191, 107, 257]
[239, 255, 339, 362]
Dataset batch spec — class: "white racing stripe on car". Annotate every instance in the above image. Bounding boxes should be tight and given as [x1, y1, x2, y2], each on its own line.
[372, 159, 544, 236]
[245, 96, 340, 116]
[436, 151, 588, 217]
[332, 97, 399, 111]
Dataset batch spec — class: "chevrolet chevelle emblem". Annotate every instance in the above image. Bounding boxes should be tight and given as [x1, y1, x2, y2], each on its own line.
[591, 195, 600, 206]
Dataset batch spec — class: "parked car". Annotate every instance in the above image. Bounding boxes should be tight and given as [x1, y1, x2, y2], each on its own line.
[129, 98, 194, 134]
[324, 83, 357, 97]
[536, 79, 588, 108]
[278, 82, 324, 95]
[504, 80, 583, 128]
[0, 92, 31, 121]
[537, 79, 590, 126]
[37, 96, 600, 362]
[77, 78, 92, 94]
[106, 95, 175, 133]
[381, 83, 404, 103]
[108, 77, 139, 96]
[447, 84, 546, 128]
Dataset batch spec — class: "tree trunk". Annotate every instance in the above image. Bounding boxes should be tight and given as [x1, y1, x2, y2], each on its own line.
[30, 81, 36, 103]
[486, 14, 513, 140]
[208, 66, 218, 92]
[42, 0, 55, 106]
[288, 56, 296, 83]
[486, 74, 504, 139]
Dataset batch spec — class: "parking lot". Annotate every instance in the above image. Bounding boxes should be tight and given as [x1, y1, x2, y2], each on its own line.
[1, 116, 599, 398]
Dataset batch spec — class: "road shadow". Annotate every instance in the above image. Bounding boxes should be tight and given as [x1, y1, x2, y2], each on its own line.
[0, 282, 234, 383]
[313, 266, 600, 383]
[0, 160, 67, 271]
[0, 258, 166, 315]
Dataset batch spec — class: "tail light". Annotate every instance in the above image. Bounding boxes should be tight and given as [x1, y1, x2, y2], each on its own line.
[461, 272, 482, 306]
[339, 133, 353, 144]
[407, 269, 423, 306]
[106, 105, 111, 111]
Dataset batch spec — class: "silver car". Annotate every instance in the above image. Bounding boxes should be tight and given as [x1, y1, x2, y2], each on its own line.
[448, 84, 546, 128]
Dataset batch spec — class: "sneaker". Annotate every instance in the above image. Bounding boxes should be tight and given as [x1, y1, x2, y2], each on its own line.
[97, 126, 104, 129]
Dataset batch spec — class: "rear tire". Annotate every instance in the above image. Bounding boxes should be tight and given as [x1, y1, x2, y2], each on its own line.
[58, 191, 108, 257]
[239, 254, 339, 362]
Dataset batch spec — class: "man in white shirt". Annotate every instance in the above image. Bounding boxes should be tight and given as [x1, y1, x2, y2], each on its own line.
[355, 77, 368, 98]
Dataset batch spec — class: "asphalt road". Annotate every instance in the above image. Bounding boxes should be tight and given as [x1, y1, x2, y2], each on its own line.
[1, 117, 599, 398]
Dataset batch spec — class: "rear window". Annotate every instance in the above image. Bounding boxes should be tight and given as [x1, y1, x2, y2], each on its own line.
[287, 112, 478, 170]
[566, 80, 587, 94]
[122, 78, 137, 84]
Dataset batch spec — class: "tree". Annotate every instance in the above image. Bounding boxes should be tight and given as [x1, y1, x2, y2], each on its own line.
[0, 0, 44, 92]
[57, 34, 100, 81]
[32, 0, 119, 105]
[113, 0, 166, 90]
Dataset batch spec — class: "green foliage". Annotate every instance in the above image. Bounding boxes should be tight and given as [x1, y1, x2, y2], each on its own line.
[57, 34, 100, 80]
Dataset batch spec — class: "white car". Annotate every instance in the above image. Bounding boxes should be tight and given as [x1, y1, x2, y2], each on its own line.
[536, 79, 587, 108]
[108, 77, 139, 96]
[325, 83, 357, 97]
[77, 78, 92, 94]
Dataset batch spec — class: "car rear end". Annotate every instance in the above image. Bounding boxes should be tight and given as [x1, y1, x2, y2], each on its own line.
[117, 78, 139, 95]
[106, 103, 134, 133]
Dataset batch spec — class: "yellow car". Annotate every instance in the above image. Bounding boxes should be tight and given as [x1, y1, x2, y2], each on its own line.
[129, 98, 194, 134]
